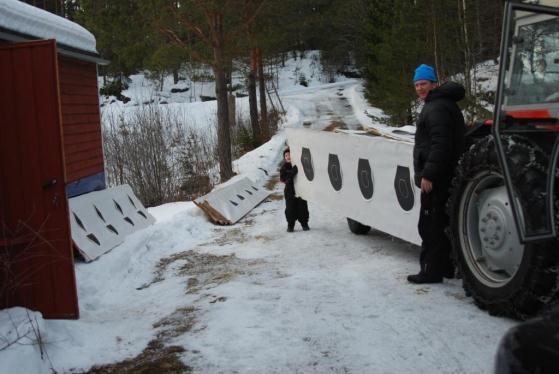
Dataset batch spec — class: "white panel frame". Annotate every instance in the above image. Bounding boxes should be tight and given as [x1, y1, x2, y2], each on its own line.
[195, 177, 269, 224]
[69, 184, 155, 262]
[287, 128, 421, 245]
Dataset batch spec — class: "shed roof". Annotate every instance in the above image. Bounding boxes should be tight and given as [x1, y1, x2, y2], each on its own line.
[0, 0, 108, 64]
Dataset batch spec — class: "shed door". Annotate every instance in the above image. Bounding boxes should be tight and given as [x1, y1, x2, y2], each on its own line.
[0, 40, 79, 319]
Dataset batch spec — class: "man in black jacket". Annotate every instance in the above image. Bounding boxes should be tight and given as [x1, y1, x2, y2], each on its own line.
[280, 148, 310, 232]
[408, 64, 466, 284]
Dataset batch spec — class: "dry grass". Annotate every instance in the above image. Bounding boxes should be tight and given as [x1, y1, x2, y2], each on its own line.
[265, 174, 280, 191]
[142, 249, 262, 295]
[323, 120, 348, 132]
[267, 194, 284, 201]
[153, 307, 198, 340]
[212, 228, 248, 246]
[254, 235, 273, 242]
[87, 340, 190, 374]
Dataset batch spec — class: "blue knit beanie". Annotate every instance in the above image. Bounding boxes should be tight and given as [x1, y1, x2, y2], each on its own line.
[413, 64, 437, 82]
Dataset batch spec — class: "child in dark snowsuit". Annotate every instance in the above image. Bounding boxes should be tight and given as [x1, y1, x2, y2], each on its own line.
[280, 148, 310, 232]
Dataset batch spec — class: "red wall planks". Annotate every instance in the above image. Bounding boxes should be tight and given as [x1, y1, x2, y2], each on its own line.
[58, 56, 104, 183]
[0, 40, 79, 319]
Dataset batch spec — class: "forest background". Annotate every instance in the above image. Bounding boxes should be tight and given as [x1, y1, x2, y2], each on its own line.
[31, 0, 505, 122]
[23, 0, 505, 191]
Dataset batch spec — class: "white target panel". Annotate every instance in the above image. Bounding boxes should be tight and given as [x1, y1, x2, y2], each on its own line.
[194, 177, 269, 224]
[287, 128, 421, 245]
[69, 184, 155, 262]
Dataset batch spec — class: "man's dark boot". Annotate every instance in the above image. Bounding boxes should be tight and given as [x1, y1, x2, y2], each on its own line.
[407, 272, 443, 284]
[301, 223, 310, 231]
[444, 266, 455, 279]
[287, 224, 295, 233]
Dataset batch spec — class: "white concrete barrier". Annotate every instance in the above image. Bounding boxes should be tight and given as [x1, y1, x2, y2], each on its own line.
[69, 184, 155, 262]
[194, 177, 269, 225]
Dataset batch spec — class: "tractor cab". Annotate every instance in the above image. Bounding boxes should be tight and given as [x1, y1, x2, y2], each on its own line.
[494, 0, 559, 242]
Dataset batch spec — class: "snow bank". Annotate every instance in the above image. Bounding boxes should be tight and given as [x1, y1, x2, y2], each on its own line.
[100, 50, 351, 107]
[233, 132, 287, 185]
[0, 0, 98, 54]
[0, 308, 51, 373]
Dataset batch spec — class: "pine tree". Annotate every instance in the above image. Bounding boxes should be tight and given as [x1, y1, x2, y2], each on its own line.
[75, 1, 152, 78]
[153, 0, 266, 182]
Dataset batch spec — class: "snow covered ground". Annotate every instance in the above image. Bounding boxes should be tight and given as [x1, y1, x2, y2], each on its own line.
[0, 56, 514, 374]
[0, 167, 516, 373]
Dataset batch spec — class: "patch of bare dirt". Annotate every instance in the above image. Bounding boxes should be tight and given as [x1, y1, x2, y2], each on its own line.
[93, 230, 274, 372]
[415, 287, 430, 295]
[254, 234, 273, 242]
[212, 227, 249, 246]
[139, 248, 251, 291]
[245, 208, 278, 219]
[184, 252, 240, 292]
[323, 120, 348, 132]
[265, 174, 280, 191]
[151, 249, 264, 295]
[89, 307, 199, 374]
[87, 340, 190, 374]
[153, 306, 199, 340]
[267, 193, 284, 201]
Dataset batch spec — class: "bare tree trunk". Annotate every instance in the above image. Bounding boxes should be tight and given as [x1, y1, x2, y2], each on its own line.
[248, 48, 260, 142]
[475, 0, 483, 59]
[257, 48, 269, 141]
[228, 93, 236, 128]
[212, 13, 233, 181]
[227, 62, 236, 128]
[430, 0, 441, 81]
[459, 0, 472, 98]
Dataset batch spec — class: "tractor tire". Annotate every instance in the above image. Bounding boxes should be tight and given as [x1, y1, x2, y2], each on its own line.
[347, 218, 371, 235]
[448, 135, 559, 319]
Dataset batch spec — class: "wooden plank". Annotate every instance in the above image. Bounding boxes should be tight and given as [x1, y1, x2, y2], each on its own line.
[193, 200, 232, 225]
[61, 94, 100, 105]
[13, 45, 52, 314]
[66, 149, 105, 163]
[59, 75, 98, 88]
[0, 41, 79, 319]
[0, 49, 27, 304]
[65, 147, 104, 161]
[67, 165, 105, 183]
[59, 56, 97, 76]
[63, 123, 103, 135]
[33, 43, 74, 317]
[59, 78, 98, 89]
[0, 46, 24, 229]
[59, 72, 98, 85]
[62, 119, 102, 128]
[61, 104, 100, 115]
[64, 139, 103, 155]
[63, 131, 102, 146]
[62, 113, 102, 125]
[60, 83, 98, 96]
[66, 156, 105, 174]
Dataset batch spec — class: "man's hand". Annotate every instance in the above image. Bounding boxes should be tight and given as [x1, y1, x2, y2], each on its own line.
[421, 177, 433, 193]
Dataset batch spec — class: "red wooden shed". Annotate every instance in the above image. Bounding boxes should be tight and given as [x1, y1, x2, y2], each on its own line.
[0, 0, 108, 319]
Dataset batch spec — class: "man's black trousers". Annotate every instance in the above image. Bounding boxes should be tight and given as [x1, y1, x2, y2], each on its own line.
[418, 185, 453, 277]
[285, 197, 309, 226]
